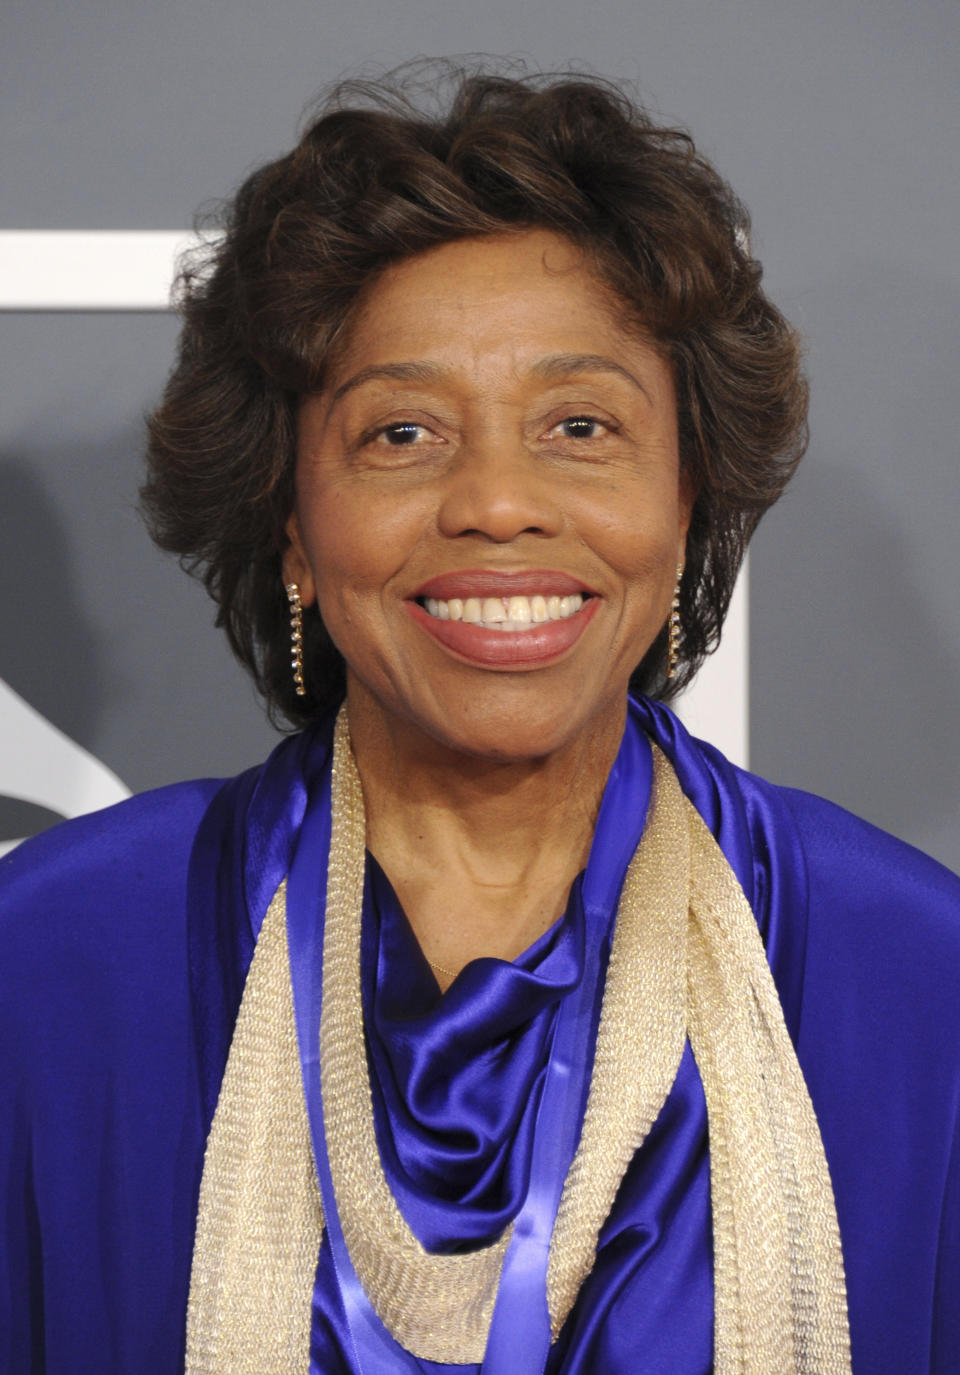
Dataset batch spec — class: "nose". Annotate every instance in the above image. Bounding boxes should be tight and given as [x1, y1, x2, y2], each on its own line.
[436, 435, 565, 544]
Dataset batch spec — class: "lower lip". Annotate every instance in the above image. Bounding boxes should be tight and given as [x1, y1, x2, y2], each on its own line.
[406, 598, 599, 667]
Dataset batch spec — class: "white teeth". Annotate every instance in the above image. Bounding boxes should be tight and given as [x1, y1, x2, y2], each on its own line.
[423, 591, 587, 628]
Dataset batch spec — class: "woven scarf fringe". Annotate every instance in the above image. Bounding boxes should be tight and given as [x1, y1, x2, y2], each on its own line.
[185, 885, 323, 1375]
[185, 723, 851, 1374]
[685, 800, 851, 1373]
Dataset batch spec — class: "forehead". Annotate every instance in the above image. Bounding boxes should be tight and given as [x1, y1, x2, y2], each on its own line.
[327, 229, 656, 382]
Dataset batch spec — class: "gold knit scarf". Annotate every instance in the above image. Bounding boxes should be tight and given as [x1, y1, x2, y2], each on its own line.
[186, 712, 851, 1373]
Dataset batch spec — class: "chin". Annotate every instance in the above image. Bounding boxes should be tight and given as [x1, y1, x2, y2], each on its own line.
[406, 684, 626, 765]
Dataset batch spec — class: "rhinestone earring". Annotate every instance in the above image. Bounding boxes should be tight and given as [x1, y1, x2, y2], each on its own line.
[285, 582, 306, 697]
[665, 565, 683, 681]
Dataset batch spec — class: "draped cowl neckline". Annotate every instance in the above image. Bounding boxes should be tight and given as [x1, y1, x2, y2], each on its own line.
[361, 723, 653, 1254]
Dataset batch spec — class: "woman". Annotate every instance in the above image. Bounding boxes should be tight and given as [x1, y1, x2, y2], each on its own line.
[1, 67, 958, 1375]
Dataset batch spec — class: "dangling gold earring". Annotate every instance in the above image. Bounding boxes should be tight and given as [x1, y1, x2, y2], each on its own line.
[666, 564, 683, 681]
[285, 582, 306, 697]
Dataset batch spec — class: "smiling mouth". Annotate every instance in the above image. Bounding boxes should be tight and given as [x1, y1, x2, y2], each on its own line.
[407, 587, 598, 669]
[418, 592, 589, 630]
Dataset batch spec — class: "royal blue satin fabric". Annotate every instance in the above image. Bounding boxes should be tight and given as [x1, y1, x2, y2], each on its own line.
[365, 856, 588, 1247]
[1, 698, 959, 1374]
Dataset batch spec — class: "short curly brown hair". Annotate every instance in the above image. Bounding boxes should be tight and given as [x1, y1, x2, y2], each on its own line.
[142, 61, 807, 727]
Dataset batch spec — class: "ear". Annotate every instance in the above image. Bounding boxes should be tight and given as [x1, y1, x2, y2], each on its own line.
[282, 508, 317, 605]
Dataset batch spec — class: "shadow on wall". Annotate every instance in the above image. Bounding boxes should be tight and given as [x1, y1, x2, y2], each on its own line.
[751, 262, 960, 872]
[0, 458, 109, 841]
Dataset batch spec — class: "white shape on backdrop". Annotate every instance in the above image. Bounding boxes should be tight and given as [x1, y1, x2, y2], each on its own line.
[0, 230, 200, 310]
[0, 677, 131, 855]
[675, 567, 748, 767]
[0, 229, 748, 850]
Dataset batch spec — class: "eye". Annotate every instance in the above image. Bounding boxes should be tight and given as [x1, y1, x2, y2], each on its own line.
[379, 422, 429, 446]
[352, 415, 446, 467]
[547, 414, 613, 441]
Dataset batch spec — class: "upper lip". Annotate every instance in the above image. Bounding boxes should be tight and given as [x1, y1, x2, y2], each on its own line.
[412, 569, 597, 601]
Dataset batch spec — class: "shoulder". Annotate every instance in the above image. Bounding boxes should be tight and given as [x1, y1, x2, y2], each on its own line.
[725, 762, 960, 965]
[728, 770, 960, 1069]
[636, 696, 960, 972]
[1, 778, 221, 910]
[770, 778, 960, 959]
[0, 778, 223, 978]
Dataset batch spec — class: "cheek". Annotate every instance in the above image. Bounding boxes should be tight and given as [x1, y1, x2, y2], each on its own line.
[298, 480, 424, 622]
[307, 526, 388, 673]
[297, 476, 364, 577]
[310, 532, 384, 634]
[590, 489, 683, 586]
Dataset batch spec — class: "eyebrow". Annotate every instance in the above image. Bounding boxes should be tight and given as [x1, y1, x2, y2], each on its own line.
[330, 361, 445, 404]
[329, 352, 652, 404]
[530, 353, 652, 400]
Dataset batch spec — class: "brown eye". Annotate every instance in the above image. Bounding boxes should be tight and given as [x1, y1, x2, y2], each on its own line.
[549, 414, 615, 441]
[561, 416, 600, 438]
[381, 423, 425, 445]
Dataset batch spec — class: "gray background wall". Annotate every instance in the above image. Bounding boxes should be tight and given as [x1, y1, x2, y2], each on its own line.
[2, 0, 958, 870]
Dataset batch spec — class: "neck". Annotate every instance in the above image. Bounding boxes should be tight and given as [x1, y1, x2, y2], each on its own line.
[344, 680, 627, 973]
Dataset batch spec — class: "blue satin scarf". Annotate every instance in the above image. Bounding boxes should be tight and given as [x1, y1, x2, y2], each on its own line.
[187, 698, 810, 1374]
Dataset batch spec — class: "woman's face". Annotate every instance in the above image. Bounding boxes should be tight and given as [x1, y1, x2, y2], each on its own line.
[285, 229, 692, 762]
